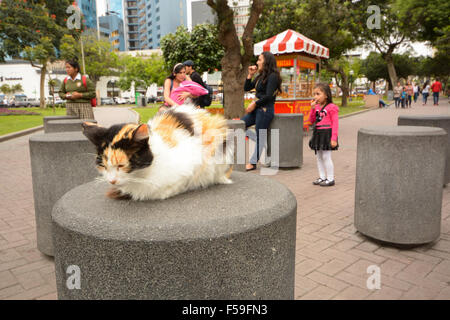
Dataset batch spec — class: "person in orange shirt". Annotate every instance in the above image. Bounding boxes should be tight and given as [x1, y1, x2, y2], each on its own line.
[431, 79, 443, 106]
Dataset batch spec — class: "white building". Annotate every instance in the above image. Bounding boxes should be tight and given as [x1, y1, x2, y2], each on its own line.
[0, 60, 68, 101]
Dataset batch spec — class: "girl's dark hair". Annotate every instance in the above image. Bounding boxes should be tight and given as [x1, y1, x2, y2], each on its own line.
[65, 59, 80, 73]
[168, 63, 185, 80]
[423, 80, 429, 91]
[255, 51, 282, 94]
[314, 83, 333, 105]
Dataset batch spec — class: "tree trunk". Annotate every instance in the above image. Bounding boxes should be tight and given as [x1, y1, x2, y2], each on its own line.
[40, 65, 47, 109]
[385, 53, 397, 89]
[207, 0, 264, 119]
[325, 62, 349, 107]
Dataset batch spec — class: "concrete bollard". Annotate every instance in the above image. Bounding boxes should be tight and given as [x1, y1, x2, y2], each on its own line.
[226, 120, 246, 172]
[52, 172, 297, 299]
[398, 115, 450, 185]
[267, 114, 303, 168]
[355, 126, 447, 245]
[29, 132, 98, 256]
[43, 115, 78, 132]
[45, 119, 97, 134]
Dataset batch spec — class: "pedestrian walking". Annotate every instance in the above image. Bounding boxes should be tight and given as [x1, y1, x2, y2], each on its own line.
[394, 82, 402, 108]
[401, 86, 407, 108]
[241, 51, 282, 171]
[431, 78, 443, 106]
[308, 83, 339, 187]
[413, 82, 419, 103]
[422, 80, 430, 105]
[59, 59, 96, 119]
[405, 81, 414, 107]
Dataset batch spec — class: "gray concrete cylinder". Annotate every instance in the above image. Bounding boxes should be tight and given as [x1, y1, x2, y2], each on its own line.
[52, 172, 297, 300]
[267, 114, 303, 168]
[45, 119, 97, 133]
[29, 132, 98, 256]
[398, 115, 450, 185]
[355, 126, 447, 244]
[43, 115, 78, 132]
[226, 120, 246, 172]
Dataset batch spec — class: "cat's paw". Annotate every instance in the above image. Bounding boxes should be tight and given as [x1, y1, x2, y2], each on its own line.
[106, 188, 132, 200]
[218, 177, 233, 185]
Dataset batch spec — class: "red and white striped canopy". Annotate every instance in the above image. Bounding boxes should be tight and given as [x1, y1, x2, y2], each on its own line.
[254, 29, 329, 59]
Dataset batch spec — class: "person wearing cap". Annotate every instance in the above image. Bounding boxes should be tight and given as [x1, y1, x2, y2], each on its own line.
[183, 60, 208, 108]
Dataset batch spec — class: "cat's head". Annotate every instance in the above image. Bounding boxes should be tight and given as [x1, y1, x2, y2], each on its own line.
[82, 122, 153, 186]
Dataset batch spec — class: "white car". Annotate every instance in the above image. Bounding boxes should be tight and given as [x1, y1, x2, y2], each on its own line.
[114, 97, 128, 104]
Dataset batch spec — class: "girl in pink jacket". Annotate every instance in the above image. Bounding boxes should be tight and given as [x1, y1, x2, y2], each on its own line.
[308, 83, 339, 187]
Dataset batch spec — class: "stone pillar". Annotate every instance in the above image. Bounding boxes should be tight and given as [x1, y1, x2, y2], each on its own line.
[226, 120, 246, 172]
[267, 114, 303, 168]
[355, 126, 447, 244]
[45, 119, 97, 134]
[43, 115, 78, 132]
[398, 115, 450, 185]
[52, 172, 297, 299]
[29, 132, 98, 256]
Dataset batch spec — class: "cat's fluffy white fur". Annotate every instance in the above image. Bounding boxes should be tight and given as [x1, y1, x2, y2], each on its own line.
[114, 104, 233, 200]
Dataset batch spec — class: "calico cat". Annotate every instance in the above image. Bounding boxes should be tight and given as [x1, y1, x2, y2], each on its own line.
[82, 104, 233, 201]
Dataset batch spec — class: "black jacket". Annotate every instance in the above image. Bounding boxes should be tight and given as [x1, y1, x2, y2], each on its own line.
[244, 73, 279, 108]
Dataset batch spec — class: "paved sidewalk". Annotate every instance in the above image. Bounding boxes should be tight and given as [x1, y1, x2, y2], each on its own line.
[0, 100, 449, 300]
[93, 107, 140, 127]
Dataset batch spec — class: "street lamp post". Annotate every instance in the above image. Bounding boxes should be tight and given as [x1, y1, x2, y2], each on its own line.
[349, 70, 354, 102]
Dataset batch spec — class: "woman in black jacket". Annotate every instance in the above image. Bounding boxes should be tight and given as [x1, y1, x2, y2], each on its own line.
[242, 51, 282, 171]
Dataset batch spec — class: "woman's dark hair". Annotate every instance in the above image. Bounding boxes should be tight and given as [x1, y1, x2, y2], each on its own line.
[65, 59, 80, 73]
[255, 51, 282, 94]
[314, 83, 333, 105]
[423, 80, 429, 91]
[168, 63, 185, 80]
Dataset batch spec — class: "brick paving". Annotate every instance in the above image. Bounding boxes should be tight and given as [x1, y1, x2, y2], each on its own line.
[0, 100, 449, 300]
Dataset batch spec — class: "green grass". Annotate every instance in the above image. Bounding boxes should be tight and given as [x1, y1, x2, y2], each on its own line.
[133, 106, 159, 123]
[0, 107, 66, 136]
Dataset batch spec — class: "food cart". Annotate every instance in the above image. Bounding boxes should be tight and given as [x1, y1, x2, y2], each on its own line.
[254, 29, 329, 130]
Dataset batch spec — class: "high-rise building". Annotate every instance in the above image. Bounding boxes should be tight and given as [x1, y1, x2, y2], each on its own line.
[123, 0, 187, 51]
[78, 0, 98, 31]
[186, 0, 216, 31]
[99, 12, 126, 52]
[186, 0, 249, 37]
[228, 0, 250, 38]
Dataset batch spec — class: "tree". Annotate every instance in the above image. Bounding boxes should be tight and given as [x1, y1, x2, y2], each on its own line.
[254, 0, 365, 107]
[207, 0, 264, 119]
[60, 33, 120, 85]
[352, 0, 419, 89]
[0, 0, 76, 107]
[0, 83, 23, 100]
[160, 24, 224, 73]
[117, 54, 167, 95]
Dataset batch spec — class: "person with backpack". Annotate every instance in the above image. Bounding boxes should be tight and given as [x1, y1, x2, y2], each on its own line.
[183, 60, 213, 108]
[59, 59, 96, 119]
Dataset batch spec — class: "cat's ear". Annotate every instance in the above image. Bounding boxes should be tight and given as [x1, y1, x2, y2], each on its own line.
[82, 122, 107, 147]
[132, 124, 149, 142]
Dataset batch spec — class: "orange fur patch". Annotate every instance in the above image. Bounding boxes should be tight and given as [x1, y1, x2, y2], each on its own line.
[111, 124, 139, 145]
[152, 113, 189, 147]
[104, 147, 130, 171]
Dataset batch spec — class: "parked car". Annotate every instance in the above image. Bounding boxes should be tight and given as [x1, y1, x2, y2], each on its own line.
[8, 95, 41, 108]
[101, 97, 115, 105]
[114, 97, 128, 104]
[0, 95, 7, 107]
[147, 96, 157, 103]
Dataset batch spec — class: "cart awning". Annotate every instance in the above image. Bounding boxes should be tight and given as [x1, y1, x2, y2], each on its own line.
[254, 29, 329, 59]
